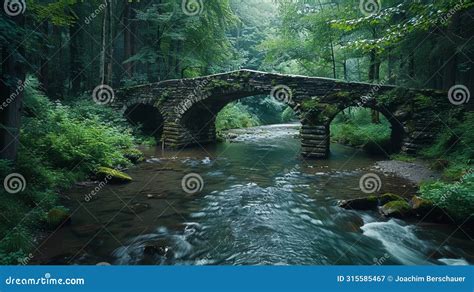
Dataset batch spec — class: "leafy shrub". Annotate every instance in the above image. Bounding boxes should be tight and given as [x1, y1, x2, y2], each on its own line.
[330, 107, 391, 152]
[0, 76, 140, 264]
[420, 172, 474, 222]
[216, 102, 260, 132]
[421, 112, 474, 180]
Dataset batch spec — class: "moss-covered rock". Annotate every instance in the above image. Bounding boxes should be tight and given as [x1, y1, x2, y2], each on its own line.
[338, 193, 404, 210]
[380, 200, 412, 218]
[96, 167, 132, 184]
[122, 148, 145, 164]
[409, 196, 455, 223]
[47, 207, 71, 229]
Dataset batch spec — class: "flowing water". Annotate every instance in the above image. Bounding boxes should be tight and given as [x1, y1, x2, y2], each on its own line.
[36, 124, 473, 265]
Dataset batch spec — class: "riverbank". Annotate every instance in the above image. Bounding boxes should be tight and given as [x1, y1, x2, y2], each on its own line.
[372, 160, 441, 184]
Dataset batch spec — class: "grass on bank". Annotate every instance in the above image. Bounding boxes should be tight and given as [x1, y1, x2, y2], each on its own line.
[0, 76, 142, 264]
[330, 107, 391, 154]
[418, 112, 474, 221]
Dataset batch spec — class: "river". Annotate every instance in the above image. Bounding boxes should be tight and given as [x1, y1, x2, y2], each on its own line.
[35, 124, 473, 265]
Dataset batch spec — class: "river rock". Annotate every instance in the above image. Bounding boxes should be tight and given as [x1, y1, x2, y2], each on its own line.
[123, 148, 145, 164]
[96, 167, 133, 184]
[143, 239, 173, 258]
[47, 207, 71, 229]
[338, 193, 404, 210]
[379, 200, 412, 218]
[410, 196, 455, 224]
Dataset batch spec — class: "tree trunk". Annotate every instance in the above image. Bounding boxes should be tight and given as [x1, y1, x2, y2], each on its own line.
[123, 1, 133, 78]
[442, 12, 460, 89]
[70, 6, 82, 94]
[39, 22, 49, 93]
[106, 0, 113, 85]
[100, 0, 108, 85]
[0, 16, 26, 161]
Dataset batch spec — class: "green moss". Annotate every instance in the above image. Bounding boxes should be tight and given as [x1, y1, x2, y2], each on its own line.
[382, 200, 411, 212]
[96, 167, 133, 183]
[413, 94, 432, 109]
[380, 193, 405, 203]
[390, 154, 416, 162]
[122, 148, 145, 164]
[47, 207, 71, 229]
[301, 99, 319, 110]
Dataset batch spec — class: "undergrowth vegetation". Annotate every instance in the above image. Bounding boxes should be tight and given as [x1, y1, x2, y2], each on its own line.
[419, 112, 474, 221]
[330, 107, 392, 154]
[0, 76, 141, 264]
[215, 96, 299, 134]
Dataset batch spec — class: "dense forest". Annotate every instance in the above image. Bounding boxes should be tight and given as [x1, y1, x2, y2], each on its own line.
[0, 0, 473, 265]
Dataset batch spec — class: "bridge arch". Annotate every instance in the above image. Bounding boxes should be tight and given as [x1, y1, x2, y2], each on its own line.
[326, 105, 407, 155]
[177, 87, 304, 147]
[123, 102, 164, 139]
[117, 69, 447, 159]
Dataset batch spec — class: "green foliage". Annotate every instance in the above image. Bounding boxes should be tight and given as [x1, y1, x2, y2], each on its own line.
[281, 106, 297, 122]
[330, 107, 391, 152]
[0, 77, 141, 264]
[390, 154, 416, 163]
[420, 172, 474, 222]
[216, 102, 260, 132]
[22, 77, 134, 177]
[421, 112, 474, 180]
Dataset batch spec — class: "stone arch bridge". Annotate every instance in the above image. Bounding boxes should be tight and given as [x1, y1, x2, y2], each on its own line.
[117, 69, 447, 158]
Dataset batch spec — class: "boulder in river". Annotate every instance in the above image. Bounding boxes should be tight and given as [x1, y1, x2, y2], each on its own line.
[379, 200, 412, 218]
[409, 196, 455, 224]
[338, 193, 404, 210]
[122, 148, 145, 164]
[143, 239, 173, 259]
[47, 207, 71, 229]
[96, 167, 132, 184]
